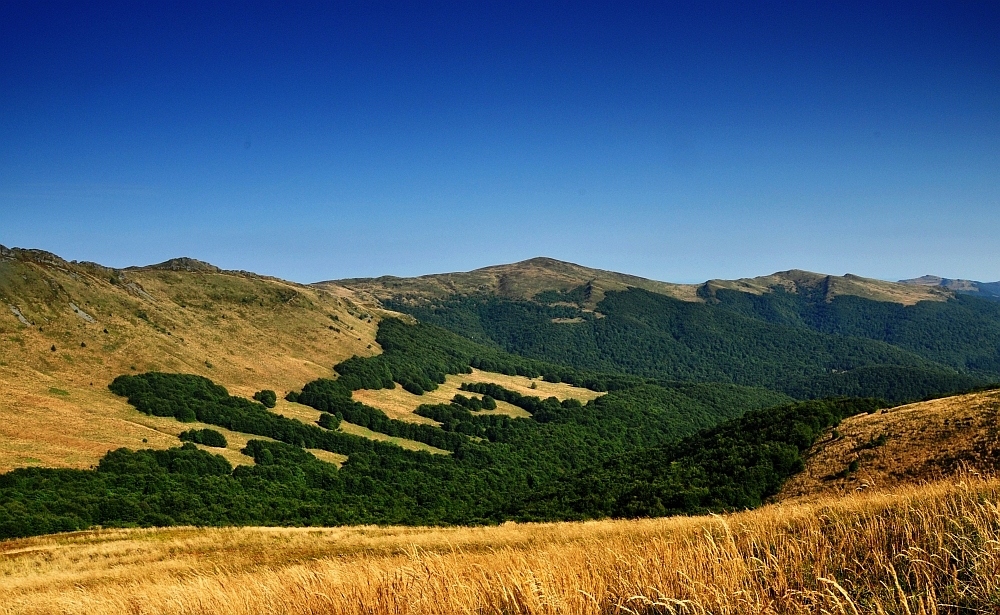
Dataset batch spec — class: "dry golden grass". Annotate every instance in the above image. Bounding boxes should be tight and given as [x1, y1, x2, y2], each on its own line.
[305, 448, 349, 467]
[271, 398, 447, 454]
[4, 475, 1000, 614]
[352, 368, 604, 422]
[0, 253, 382, 472]
[781, 388, 1000, 501]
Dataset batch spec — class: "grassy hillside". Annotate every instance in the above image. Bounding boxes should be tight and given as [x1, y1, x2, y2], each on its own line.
[4, 475, 999, 614]
[781, 387, 1000, 500]
[0, 246, 379, 471]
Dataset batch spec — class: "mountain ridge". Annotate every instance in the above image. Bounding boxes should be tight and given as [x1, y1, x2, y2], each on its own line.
[899, 274, 1000, 299]
[2, 245, 969, 307]
[329, 256, 952, 307]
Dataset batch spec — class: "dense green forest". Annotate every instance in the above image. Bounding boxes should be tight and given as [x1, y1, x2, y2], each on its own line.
[387, 287, 997, 402]
[520, 397, 887, 519]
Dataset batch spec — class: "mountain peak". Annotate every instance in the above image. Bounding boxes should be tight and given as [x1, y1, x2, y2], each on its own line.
[899, 275, 945, 286]
[327, 256, 699, 306]
[137, 257, 221, 273]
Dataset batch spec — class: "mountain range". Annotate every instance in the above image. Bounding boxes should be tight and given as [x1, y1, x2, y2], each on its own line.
[335, 256, 1000, 402]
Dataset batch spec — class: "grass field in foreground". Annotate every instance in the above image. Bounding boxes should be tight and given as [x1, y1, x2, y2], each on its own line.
[3, 474, 999, 614]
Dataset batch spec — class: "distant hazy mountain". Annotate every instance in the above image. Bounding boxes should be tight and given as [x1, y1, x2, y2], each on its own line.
[899, 275, 1000, 300]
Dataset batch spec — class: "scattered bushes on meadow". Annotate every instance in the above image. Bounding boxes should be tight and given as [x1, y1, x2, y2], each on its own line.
[178, 428, 228, 448]
[253, 390, 277, 408]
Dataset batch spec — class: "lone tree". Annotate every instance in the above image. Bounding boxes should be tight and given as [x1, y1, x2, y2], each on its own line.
[254, 389, 277, 408]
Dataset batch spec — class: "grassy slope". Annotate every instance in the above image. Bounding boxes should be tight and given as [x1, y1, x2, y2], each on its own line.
[781, 387, 1000, 500]
[0, 248, 379, 472]
[2, 475, 998, 614]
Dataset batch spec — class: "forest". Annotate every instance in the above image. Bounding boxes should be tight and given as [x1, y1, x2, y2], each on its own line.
[386, 287, 997, 402]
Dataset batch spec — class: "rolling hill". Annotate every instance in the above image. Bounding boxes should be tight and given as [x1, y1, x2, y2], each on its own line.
[780, 387, 1000, 501]
[0, 245, 381, 471]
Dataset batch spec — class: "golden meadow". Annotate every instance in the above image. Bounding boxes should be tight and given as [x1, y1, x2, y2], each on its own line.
[3, 474, 999, 614]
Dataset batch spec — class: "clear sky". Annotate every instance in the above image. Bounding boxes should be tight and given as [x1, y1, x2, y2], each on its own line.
[2, 1, 998, 283]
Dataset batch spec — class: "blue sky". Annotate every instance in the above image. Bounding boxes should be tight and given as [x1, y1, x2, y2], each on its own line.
[2, 1, 998, 283]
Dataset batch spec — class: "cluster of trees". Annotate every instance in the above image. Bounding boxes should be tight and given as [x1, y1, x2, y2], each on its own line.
[520, 397, 887, 519]
[178, 428, 227, 448]
[451, 393, 497, 411]
[458, 382, 584, 423]
[253, 390, 277, 408]
[412, 403, 491, 437]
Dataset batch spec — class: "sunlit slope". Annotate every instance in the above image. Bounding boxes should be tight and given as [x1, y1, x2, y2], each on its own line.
[780, 387, 1000, 500]
[0, 246, 378, 472]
